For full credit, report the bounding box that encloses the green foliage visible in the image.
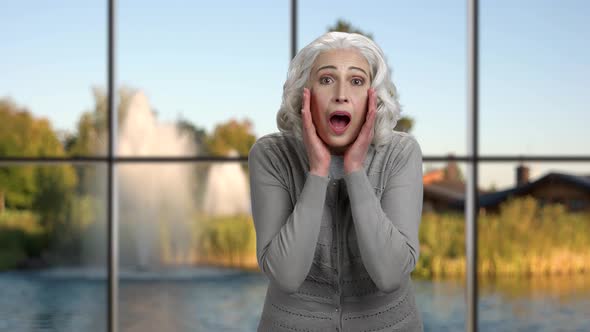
[204,118,256,174]
[394,117,414,133]
[0,99,64,157]
[327,18,374,40]
[0,98,97,267]
[2,195,588,277]
[66,86,138,156]
[48,194,100,262]
[66,86,210,158]
[0,210,47,270]
[32,166,77,232]
[0,210,43,235]
[415,211,466,278]
[0,194,103,270]
[0,166,36,209]
[205,119,256,157]
[0,99,78,244]
[177,118,209,155]
[193,214,255,268]
[415,196,590,279]
[0,99,77,212]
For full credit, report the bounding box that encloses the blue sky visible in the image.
[1,0,589,188]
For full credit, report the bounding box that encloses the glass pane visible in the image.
[0,164,108,332]
[480,2,590,155]
[299,1,467,157]
[0,2,108,157]
[117,162,265,331]
[478,162,590,331]
[420,161,467,330]
[117,1,288,157]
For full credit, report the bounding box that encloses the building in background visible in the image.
[423,160,590,213]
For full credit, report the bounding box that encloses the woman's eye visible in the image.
[319,76,364,85]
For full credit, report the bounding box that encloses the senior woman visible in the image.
[248,31,424,331]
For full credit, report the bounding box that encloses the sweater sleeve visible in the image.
[343,137,423,293]
[248,142,330,294]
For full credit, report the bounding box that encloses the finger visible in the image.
[301,88,311,133]
[368,89,377,126]
[370,89,377,112]
[301,89,317,137]
[303,87,311,114]
[359,90,376,134]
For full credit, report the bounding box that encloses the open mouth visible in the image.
[329,111,351,134]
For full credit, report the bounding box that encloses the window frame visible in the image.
[1,1,590,331]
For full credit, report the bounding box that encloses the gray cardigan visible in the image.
[248,131,424,332]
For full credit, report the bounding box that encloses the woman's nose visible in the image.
[334,83,349,103]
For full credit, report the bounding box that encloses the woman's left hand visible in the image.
[344,88,377,174]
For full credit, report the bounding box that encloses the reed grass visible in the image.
[2,196,589,278]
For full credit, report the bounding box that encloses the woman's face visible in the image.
[307,48,371,155]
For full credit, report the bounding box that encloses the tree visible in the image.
[326,19,415,134]
[327,19,374,40]
[67,86,209,158]
[0,98,78,248]
[66,86,140,157]
[177,118,209,155]
[205,119,256,158]
[394,117,414,133]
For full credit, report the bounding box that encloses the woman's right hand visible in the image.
[301,87,331,177]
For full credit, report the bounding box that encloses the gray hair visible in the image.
[276,31,402,148]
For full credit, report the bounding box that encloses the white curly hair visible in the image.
[276,31,402,148]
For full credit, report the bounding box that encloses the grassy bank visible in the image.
[189,214,259,271]
[194,196,590,279]
[0,210,46,270]
[416,196,590,279]
[2,196,589,278]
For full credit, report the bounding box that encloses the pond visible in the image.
[0,267,588,331]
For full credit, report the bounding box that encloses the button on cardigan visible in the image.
[248,131,424,332]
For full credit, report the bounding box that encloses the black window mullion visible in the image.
[467,1,479,331]
[107,0,117,331]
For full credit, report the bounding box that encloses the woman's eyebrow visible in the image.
[316,65,368,76]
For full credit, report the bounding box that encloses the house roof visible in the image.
[451,172,590,209]
[423,177,488,203]
[424,183,465,202]
[423,169,445,185]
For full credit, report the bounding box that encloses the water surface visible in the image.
[0,268,588,331]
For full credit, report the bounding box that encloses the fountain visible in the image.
[203,149,251,216]
[78,90,253,271]
[116,91,198,268]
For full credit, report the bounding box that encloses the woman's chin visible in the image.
[318,131,354,153]
[326,139,352,155]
